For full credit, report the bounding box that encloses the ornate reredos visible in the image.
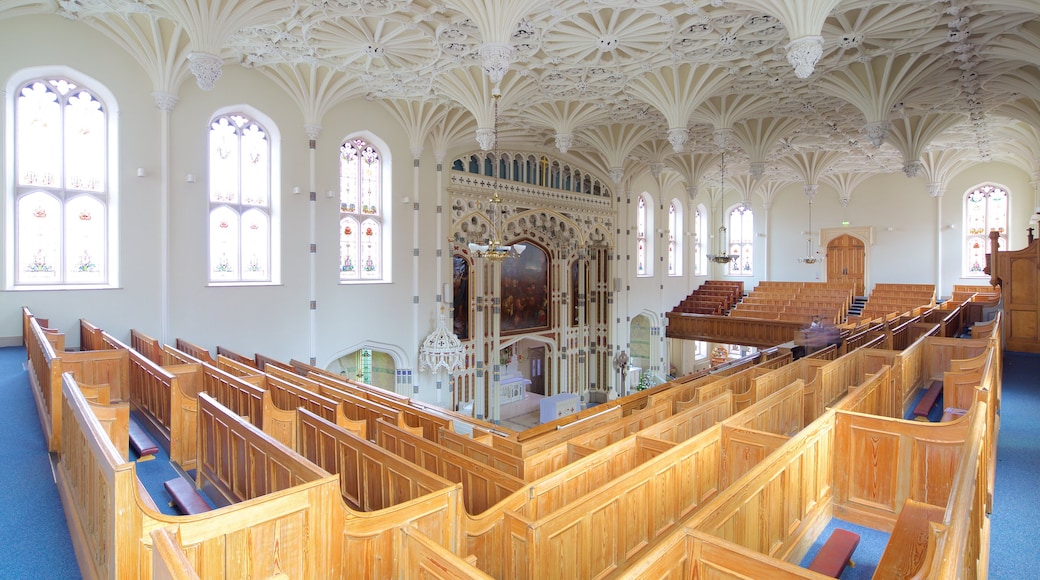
[450,188,615,257]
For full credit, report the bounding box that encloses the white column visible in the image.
[762,201,771,281]
[410,150,421,396]
[930,183,944,295]
[153,92,177,345]
[305,126,320,365]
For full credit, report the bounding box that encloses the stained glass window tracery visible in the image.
[668,199,683,276]
[340,136,386,281]
[694,205,707,276]
[727,205,753,276]
[12,76,112,286]
[964,184,1008,277]
[208,112,273,283]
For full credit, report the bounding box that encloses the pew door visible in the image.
[827,234,865,295]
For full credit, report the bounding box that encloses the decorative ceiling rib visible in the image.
[13,0,1040,190]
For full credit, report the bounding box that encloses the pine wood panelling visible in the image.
[129,348,176,438]
[61,349,130,402]
[296,408,455,511]
[438,427,525,479]
[375,418,524,515]
[665,312,804,348]
[197,393,329,505]
[130,329,163,365]
[174,338,215,364]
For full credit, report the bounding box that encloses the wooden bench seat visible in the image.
[875,499,946,579]
[807,528,860,577]
[164,477,213,515]
[128,420,159,456]
[913,380,943,420]
[940,407,968,422]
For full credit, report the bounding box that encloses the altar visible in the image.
[540,392,580,423]
[498,359,532,404]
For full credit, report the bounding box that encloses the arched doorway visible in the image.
[826,234,866,295]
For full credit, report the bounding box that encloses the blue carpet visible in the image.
[989,351,1040,578]
[129,412,199,516]
[0,347,80,579]
[798,518,888,580]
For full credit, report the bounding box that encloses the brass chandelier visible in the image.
[468,88,526,262]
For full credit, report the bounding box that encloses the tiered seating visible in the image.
[859,283,936,320]
[730,282,854,325]
[672,280,744,315]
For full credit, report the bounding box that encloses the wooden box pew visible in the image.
[54,367,348,580]
[925,302,965,337]
[196,392,331,507]
[130,328,163,366]
[25,317,133,452]
[21,306,47,348]
[26,316,67,452]
[859,329,933,417]
[438,427,525,480]
[500,426,728,579]
[515,406,625,458]
[521,400,673,481]
[750,357,828,404]
[215,345,257,368]
[716,381,809,488]
[295,408,458,512]
[264,365,395,441]
[299,368,455,443]
[256,373,342,449]
[174,338,215,365]
[79,318,107,351]
[831,365,897,418]
[214,353,264,381]
[293,357,503,444]
[374,418,524,515]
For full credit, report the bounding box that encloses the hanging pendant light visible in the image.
[708,152,738,265]
[468,88,527,262]
[798,186,820,264]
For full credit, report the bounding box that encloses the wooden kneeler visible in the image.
[808,528,860,578]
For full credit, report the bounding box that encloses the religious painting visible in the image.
[452,255,469,340]
[501,242,550,333]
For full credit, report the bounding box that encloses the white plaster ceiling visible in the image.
[15,0,1040,192]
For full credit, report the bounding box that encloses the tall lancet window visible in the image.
[636,193,653,277]
[208,111,277,284]
[340,136,387,282]
[667,199,683,276]
[11,75,115,287]
[727,205,754,276]
[694,204,707,276]
[963,184,1008,277]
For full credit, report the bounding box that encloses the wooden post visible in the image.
[988,230,1001,287]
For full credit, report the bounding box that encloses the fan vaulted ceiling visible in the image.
[13,0,1040,190]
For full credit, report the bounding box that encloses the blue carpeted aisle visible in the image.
[0,346,80,579]
[989,351,1040,578]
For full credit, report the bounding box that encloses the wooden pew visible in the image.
[874,499,946,579]
[375,418,524,515]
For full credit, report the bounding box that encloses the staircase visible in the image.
[847,296,868,318]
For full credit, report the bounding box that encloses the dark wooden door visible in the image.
[529,347,545,395]
[827,234,866,295]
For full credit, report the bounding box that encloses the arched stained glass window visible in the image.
[727,205,753,276]
[636,194,653,277]
[208,111,275,283]
[11,75,114,286]
[694,204,707,276]
[963,184,1008,277]
[340,135,388,282]
[668,199,683,276]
